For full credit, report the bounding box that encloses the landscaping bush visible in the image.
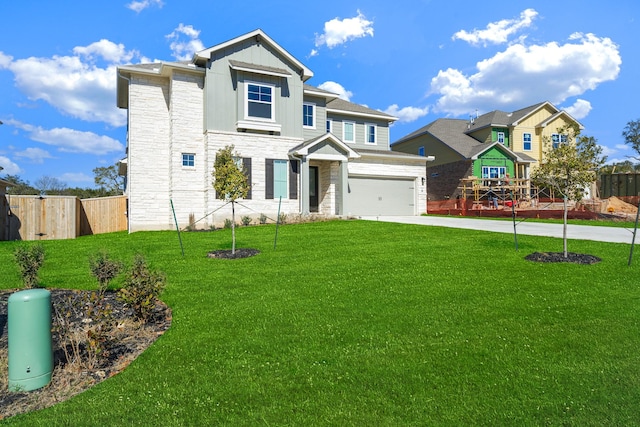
[117,255,166,322]
[241,215,252,226]
[89,251,123,295]
[13,244,45,288]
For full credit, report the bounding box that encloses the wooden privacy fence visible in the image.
[2,195,127,241]
[600,173,640,198]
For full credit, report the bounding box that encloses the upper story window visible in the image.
[551,133,567,149]
[303,103,315,128]
[366,124,377,144]
[418,146,425,156]
[246,82,273,121]
[523,133,532,151]
[182,153,195,167]
[343,121,355,143]
[326,119,332,133]
[497,132,505,144]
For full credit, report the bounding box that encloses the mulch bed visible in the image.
[0,289,171,420]
[525,252,602,264]
[207,248,260,259]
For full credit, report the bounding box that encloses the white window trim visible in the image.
[326,119,333,134]
[343,120,356,143]
[182,153,195,168]
[497,132,505,144]
[523,133,532,151]
[365,123,377,145]
[244,80,275,123]
[303,102,316,129]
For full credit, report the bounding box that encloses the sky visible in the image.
[1,0,638,188]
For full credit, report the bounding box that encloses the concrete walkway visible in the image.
[359,215,638,244]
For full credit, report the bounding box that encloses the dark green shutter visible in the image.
[265,159,274,199]
[289,160,299,199]
[243,157,252,200]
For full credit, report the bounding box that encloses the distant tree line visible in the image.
[1,165,124,198]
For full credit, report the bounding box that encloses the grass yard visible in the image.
[1,220,639,425]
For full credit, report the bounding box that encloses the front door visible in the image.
[309,166,319,213]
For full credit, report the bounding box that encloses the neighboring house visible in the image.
[117,29,428,232]
[391,101,583,201]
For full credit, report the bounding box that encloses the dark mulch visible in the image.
[207,248,260,259]
[525,252,602,264]
[0,289,171,420]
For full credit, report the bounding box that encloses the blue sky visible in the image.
[1,0,638,187]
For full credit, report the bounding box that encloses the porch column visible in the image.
[338,160,349,215]
[300,156,310,215]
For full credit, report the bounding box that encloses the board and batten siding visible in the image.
[204,40,305,138]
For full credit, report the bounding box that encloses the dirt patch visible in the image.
[525,252,602,264]
[207,248,260,259]
[0,289,171,420]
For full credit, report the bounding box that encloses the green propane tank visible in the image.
[8,289,53,392]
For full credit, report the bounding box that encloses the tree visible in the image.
[531,124,606,258]
[212,145,250,255]
[622,119,640,162]
[34,175,67,195]
[93,165,125,195]
[1,174,38,195]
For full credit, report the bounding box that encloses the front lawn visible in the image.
[1,220,639,425]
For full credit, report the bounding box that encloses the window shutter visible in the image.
[243,157,252,200]
[289,160,299,199]
[265,159,274,199]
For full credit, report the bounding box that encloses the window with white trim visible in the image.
[497,132,505,144]
[303,103,315,128]
[182,153,195,167]
[246,82,274,120]
[482,166,506,182]
[343,121,355,143]
[365,123,376,144]
[552,133,567,149]
[326,119,332,133]
[523,133,532,151]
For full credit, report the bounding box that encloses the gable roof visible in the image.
[326,97,397,122]
[393,118,536,162]
[193,29,313,81]
[289,133,360,159]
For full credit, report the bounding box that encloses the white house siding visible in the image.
[127,75,172,232]
[168,71,206,230]
[204,131,304,226]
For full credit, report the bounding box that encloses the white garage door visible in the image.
[347,176,415,216]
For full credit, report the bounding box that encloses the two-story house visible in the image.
[391,101,583,202]
[116,29,428,232]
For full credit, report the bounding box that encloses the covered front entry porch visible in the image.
[289,133,360,216]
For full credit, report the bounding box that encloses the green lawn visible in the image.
[2,220,639,426]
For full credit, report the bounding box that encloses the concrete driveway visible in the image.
[359,215,638,245]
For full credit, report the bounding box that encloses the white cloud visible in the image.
[453,8,538,46]
[6,119,124,155]
[126,0,163,13]
[314,10,374,51]
[430,33,621,116]
[15,147,53,164]
[73,39,139,63]
[563,99,592,120]
[0,39,145,127]
[166,24,205,61]
[0,156,21,174]
[384,104,429,123]
[318,81,353,101]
